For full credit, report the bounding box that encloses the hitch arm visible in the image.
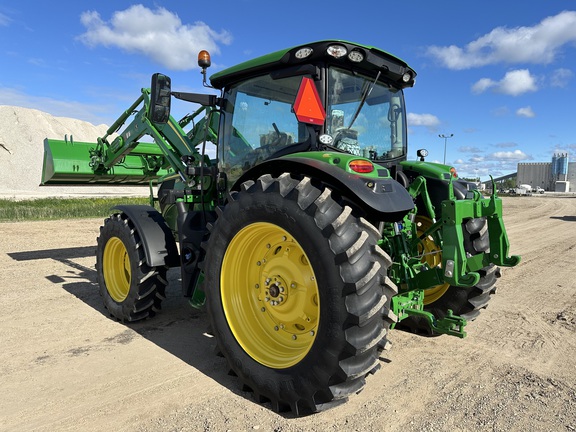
[440,181,521,287]
[405,308,467,338]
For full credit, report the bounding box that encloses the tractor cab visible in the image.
[205,40,415,186]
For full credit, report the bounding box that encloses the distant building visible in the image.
[517,162,551,190]
[517,153,574,192]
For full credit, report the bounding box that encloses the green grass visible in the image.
[0,197,152,222]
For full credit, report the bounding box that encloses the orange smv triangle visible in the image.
[293,77,326,126]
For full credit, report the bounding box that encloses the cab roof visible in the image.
[209,40,416,90]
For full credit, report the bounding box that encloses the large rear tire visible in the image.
[399,216,500,335]
[203,173,397,415]
[96,213,168,322]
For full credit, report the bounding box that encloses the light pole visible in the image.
[439,133,454,164]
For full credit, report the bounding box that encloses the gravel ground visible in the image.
[1,195,576,431]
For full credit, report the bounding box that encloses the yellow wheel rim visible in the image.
[221,222,319,369]
[416,216,450,305]
[103,237,131,302]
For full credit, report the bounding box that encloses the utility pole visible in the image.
[439,133,454,164]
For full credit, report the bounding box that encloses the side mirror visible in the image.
[150,73,171,124]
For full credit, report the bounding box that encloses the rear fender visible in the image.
[232,157,415,221]
[112,205,179,268]
[400,161,473,218]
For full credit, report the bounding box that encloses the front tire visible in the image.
[96,213,168,322]
[203,173,397,415]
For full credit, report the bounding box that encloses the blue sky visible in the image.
[1,1,575,180]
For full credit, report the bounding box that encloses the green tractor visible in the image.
[42,40,520,415]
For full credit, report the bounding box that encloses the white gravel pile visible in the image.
[0,105,149,199]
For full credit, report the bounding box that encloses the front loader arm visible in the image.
[42,88,212,186]
[91,88,196,180]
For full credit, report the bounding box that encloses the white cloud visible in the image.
[516,106,535,118]
[550,68,574,87]
[427,10,576,69]
[470,155,485,163]
[499,70,538,95]
[407,112,440,128]
[78,5,232,70]
[490,149,529,160]
[27,58,50,68]
[472,69,537,96]
[492,106,510,117]
[459,146,483,153]
[0,12,10,26]
[471,78,494,94]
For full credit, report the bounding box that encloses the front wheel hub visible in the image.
[102,236,131,303]
[268,282,281,298]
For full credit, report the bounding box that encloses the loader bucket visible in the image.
[41,138,169,185]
